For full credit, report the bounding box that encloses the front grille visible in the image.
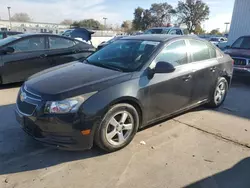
[17,96,37,115]
[16,85,41,115]
[233,58,247,66]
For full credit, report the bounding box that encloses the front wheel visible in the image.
[94,103,139,152]
[207,77,228,108]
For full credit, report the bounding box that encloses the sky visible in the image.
[0,0,235,32]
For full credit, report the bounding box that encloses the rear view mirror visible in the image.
[4,47,15,54]
[154,61,175,73]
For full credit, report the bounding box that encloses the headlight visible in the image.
[44,92,97,114]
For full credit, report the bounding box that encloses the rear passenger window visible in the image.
[155,40,188,67]
[49,37,75,49]
[189,39,210,62]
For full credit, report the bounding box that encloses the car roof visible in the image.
[120,34,198,42]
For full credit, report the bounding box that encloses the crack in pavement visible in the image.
[172,118,250,149]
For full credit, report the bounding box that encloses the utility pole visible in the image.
[7,6,12,30]
[224,22,230,33]
[103,17,107,30]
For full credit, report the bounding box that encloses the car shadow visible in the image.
[0,82,23,90]
[184,157,250,188]
[0,103,106,175]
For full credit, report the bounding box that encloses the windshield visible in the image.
[232,36,250,49]
[86,39,160,72]
[0,36,21,46]
[145,29,169,34]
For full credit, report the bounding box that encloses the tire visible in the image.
[207,77,228,108]
[94,103,139,152]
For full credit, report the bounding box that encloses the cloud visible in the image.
[0,0,121,24]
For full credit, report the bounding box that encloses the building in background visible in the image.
[228,0,250,44]
[0,19,68,34]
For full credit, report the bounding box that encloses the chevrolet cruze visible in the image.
[15,35,233,152]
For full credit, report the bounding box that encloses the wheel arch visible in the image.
[108,96,144,127]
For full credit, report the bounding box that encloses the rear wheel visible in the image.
[94,103,139,152]
[207,77,228,108]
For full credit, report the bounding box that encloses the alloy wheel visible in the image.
[105,111,134,146]
[214,81,226,105]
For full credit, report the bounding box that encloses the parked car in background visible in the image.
[97,36,125,50]
[209,37,228,47]
[0,31,23,39]
[224,35,250,77]
[144,27,184,35]
[61,28,94,44]
[0,33,95,84]
[15,35,233,152]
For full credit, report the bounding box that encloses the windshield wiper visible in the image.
[87,61,124,72]
[98,63,124,72]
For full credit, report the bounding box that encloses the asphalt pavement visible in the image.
[1,80,250,188]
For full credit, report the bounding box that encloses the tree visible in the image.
[150,3,175,27]
[210,29,222,35]
[121,20,132,32]
[132,7,144,30]
[71,19,103,29]
[194,25,206,34]
[60,19,73,25]
[176,0,210,33]
[11,13,31,22]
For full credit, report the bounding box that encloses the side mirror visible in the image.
[4,47,15,54]
[154,61,175,73]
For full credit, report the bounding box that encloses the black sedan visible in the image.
[0,33,95,84]
[15,35,233,152]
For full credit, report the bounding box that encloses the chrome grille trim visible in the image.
[232,56,249,66]
[21,87,41,102]
[24,85,42,99]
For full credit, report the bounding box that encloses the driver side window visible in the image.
[8,37,45,53]
[152,40,188,68]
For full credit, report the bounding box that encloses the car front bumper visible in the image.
[15,109,94,150]
[233,67,250,77]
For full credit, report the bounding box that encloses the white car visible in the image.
[209,37,228,47]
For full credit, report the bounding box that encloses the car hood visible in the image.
[25,62,132,100]
[224,48,250,58]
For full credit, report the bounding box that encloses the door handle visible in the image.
[210,66,216,72]
[40,54,48,58]
[182,75,192,82]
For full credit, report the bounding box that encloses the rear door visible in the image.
[187,39,219,103]
[1,36,49,83]
[45,36,86,66]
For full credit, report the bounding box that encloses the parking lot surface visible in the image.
[1,80,250,188]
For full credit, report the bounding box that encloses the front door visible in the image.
[144,40,195,123]
[1,36,49,83]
